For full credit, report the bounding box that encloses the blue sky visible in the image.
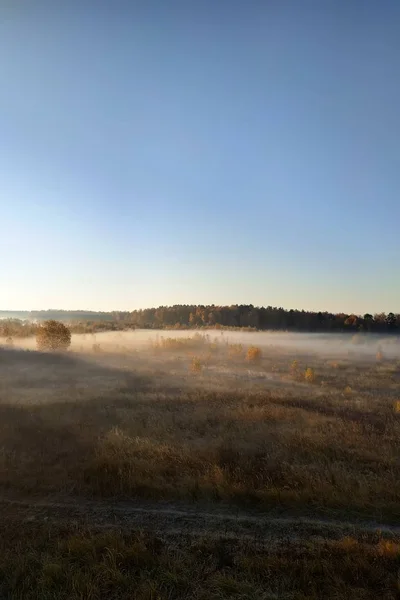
[1,1,399,313]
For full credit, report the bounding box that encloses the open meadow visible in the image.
[1,330,400,599]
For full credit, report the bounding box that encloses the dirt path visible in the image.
[1,495,399,542]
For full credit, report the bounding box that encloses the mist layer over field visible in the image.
[6,328,400,358]
[77,329,400,360]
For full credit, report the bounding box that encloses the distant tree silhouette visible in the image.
[344,315,358,328]
[1,305,400,337]
[386,312,397,330]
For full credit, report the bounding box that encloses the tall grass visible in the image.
[0,518,398,600]
[0,346,399,520]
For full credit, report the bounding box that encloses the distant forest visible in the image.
[0,305,399,337]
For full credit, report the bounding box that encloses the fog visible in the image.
[5,329,400,360]
[74,329,400,360]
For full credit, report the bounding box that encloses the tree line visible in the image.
[125,305,400,333]
[1,305,399,338]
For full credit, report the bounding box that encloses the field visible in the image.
[1,330,400,598]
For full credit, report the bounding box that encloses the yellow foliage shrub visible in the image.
[246,346,262,362]
[377,539,400,557]
[304,367,315,383]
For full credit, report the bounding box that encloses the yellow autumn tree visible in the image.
[36,320,71,351]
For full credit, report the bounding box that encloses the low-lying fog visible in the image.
[5,329,400,360]
[2,329,400,407]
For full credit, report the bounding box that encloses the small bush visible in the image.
[5,337,13,347]
[290,360,299,374]
[228,343,243,359]
[377,539,400,557]
[155,336,208,352]
[246,346,262,362]
[36,320,71,351]
[304,367,315,383]
[190,357,203,373]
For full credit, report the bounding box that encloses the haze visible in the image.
[8,329,400,362]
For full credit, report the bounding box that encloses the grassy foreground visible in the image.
[1,334,400,598]
[1,517,399,600]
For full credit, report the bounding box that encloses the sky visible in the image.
[1,0,399,314]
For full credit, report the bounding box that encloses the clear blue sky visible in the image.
[1,1,399,313]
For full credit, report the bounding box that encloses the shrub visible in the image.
[36,320,71,351]
[156,336,208,352]
[246,346,262,362]
[290,360,299,373]
[304,367,315,383]
[5,337,13,347]
[228,343,243,359]
[190,357,203,373]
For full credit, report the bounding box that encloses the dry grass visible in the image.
[0,343,399,520]
[227,343,244,359]
[190,356,203,373]
[0,516,399,600]
[1,337,400,597]
[153,334,210,353]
